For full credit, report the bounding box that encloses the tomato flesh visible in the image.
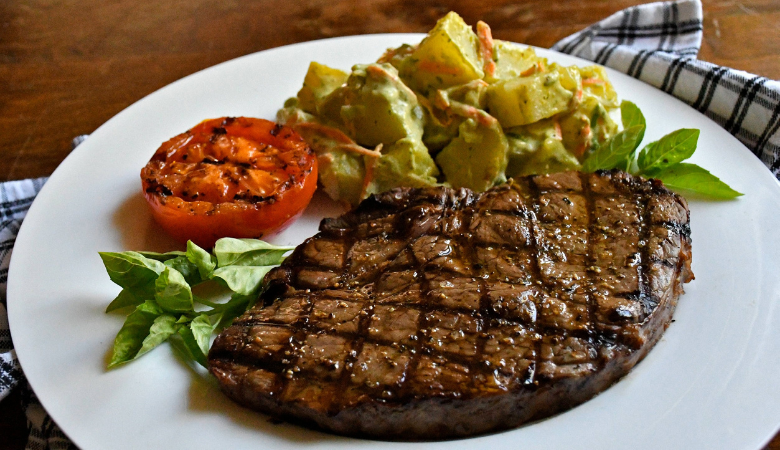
[140,117,318,248]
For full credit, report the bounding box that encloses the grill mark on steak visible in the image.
[517,177,547,381]
[209,170,694,440]
[580,171,600,345]
[638,190,656,320]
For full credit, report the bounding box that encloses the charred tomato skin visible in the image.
[140,117,318,248]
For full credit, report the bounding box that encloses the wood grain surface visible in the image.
[0,1,778,449]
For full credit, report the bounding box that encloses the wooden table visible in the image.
[0,1,777,448]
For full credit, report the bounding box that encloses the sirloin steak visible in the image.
[208,170,694,440]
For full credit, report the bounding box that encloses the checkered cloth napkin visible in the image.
[0,1,778,448]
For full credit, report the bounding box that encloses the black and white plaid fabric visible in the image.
[553,0,780,179]
[1,1,778,448]
[0,177,77,450]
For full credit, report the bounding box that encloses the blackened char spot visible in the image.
[145,182,172,196]
[270,123,284,136]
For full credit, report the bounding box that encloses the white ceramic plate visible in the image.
[8,34,780,450]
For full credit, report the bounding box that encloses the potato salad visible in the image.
[277,12,619,205]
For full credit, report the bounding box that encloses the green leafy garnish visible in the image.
[582,100,741,199]
[212,265,277,296]
[636,128,699,174]
[213,238,293,267]
[177,314,218,367]
[582,124,644,173]
[619,99,646,145]
[99,252,165,293]
[647,163,743,199]
[101,238,293,369]
[108,300,165,368]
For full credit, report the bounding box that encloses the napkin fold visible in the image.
[0,0,778,448]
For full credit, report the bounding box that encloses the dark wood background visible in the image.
[1,1,778,448]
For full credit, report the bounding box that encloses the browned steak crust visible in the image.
[208,170,694,440]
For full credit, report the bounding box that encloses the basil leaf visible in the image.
[99,251,165,291]
[164,255,202,286]
[135,314,180,360]
[651,163,743,199]
[213,238,293,267]
[175,315,192,324]
[582,124,645,172]
[102,238,292,369]
[177,327,204,367]
[212,265,275,296]
[189,314,217,356]
[108,300,163,368]
[154,267,194,313]
[137,250,186,262]
[186,241,216,280]
[620,100,646,145]
[637,128,699,174]
[105,288,146,313]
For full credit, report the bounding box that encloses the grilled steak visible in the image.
[208,170,694,440]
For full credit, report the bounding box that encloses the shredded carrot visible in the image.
[576,89,583,101]
[554,121,563,140]
[341,144,383,158]
[431,79,491,125]
[574,142,588,158]
[449,79,488,96]
[417,93,452,127]
[294,122,382,158]
[433,90,450,110]
[572,124,592,158]
[450,102,498,127]
[582,77,606,86]
[520,61,544,77]
[581,123,591,139]
[359,144,382,199]
[376,49,395,64]
[376,44,416,63]
[365,64,418,100]
[294,122,353,144]
[476,21,496,78]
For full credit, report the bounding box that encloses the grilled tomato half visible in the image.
[140,117,318,248]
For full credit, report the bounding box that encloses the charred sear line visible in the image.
[661,221,692,238]
[580,172,599,345]
[211,354,289,374]
[637,192,656,318]
[522,177,548,385]
[327,228,374,412]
